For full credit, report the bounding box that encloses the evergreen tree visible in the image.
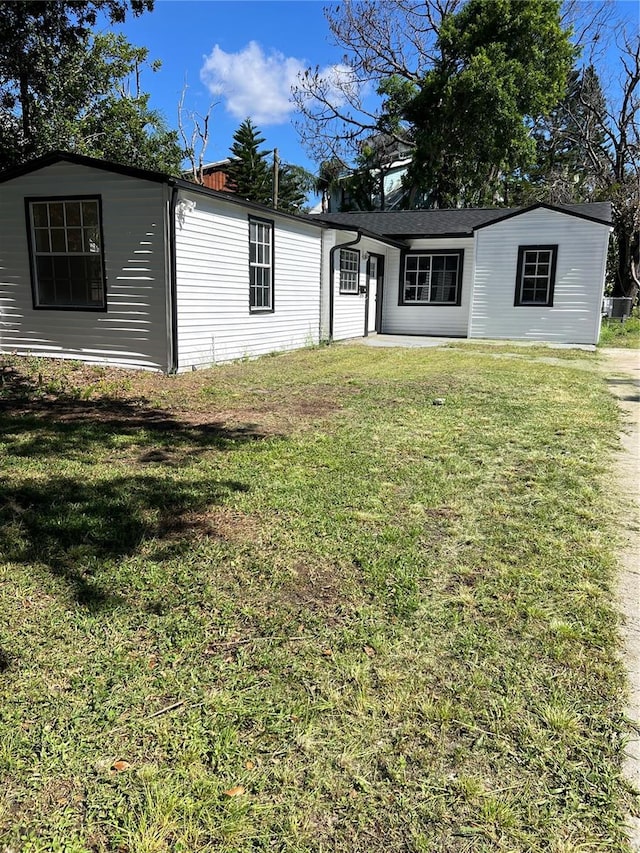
[227,119,272,205]
[227,120,312,213]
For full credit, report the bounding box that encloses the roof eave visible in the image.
[386,231,473,240]
[0,150,172,185]
[174,180,330,229]
[0,151,330,231]
[334,225,407,249]
[472,201,612,231]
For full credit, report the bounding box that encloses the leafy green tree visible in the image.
[404,0,575,206]
[294,0,574,209]
[315,158,344,213]
[507,65,608,205]
[0,1,154,167]
[226,119,272,205]
[69,34,183,173]
[276,164,314,214]
[3,30,184,174]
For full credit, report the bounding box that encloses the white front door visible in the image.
[367,256,378,333]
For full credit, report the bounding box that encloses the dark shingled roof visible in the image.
[309,202,612,238]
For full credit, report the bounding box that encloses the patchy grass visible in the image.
[0,345,635,852]
[599,315,640,349]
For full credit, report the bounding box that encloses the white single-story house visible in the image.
[0,152,612,371]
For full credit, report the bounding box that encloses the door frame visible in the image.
[364,253,385,337]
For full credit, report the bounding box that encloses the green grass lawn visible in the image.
[599,314,640,349]
[0,344,635,852]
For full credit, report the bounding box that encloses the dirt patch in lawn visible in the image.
[276,558,357,620]
[163,505,263,544]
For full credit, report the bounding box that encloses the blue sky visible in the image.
[109,0,346,173]
[108,0,639,177]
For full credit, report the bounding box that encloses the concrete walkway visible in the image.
[599,349,640,849]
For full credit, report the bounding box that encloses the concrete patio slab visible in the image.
[355,333,596,351]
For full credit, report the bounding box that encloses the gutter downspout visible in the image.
[168,184,179,373]
[328,231,362,340]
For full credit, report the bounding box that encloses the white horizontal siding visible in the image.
[0,161,170,370]
[330,234,369,341]
[381,237,473,337]
[329,233,396,341]
[471,208,610,345]
[174,190,322,368]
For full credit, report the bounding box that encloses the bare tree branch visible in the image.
[574,30,640,296]
[292,0,457,165]
[178,81,215,184]
[561,0,617,63]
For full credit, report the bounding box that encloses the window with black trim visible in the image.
[249,217,273,312]
[339,248,359,294]
[27,197,105,309]
[401,250,463,305]
[515,245,558,306]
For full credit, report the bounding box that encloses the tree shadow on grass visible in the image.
[0,404,272,467]
[1,408,270,464]
[604,376,640,404]
[1,472,249,611]
[0,367,274,611]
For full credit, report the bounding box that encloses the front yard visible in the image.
[0,343,635,851]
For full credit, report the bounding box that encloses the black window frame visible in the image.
[248,215,275,314]
[339,247,360,295]
[514,244,558,307]
[399,249,464,307]
[25,195,107,312]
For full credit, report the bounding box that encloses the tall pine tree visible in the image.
[227,119,272,205]
[227,119,312,213]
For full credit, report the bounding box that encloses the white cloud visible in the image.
[200,41,305,125]
[316,63,362,106]
[200,41,357,126]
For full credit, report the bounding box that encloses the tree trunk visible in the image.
[612,225,638,300]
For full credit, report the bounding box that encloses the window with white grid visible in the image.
[249,218,273,312]
[402,251,463,304]
[27,198,105,309]
[339,248,359,294]
[515,245,557,306]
